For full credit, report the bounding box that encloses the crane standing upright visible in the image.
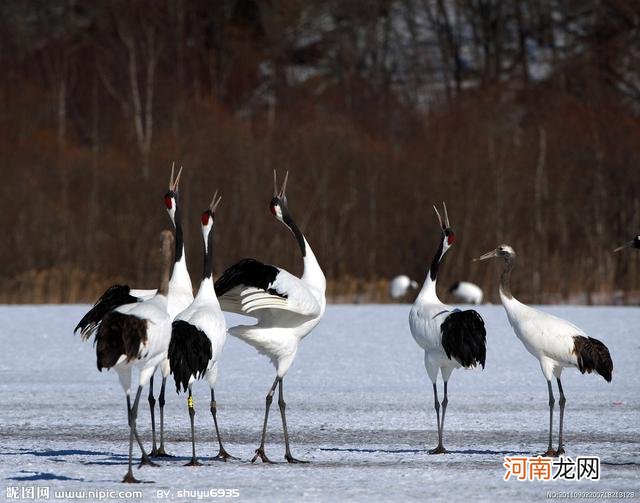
[215,172,326,464]
[168,192,235,465]
[476,244,613,455]
[409,203,487,454]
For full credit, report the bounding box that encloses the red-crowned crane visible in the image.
[75,164,193,458]
[148,165,194,457]
[215,172,326,464]
[476,244,613,456]
[168,192,236,466]
[409,203,487,454]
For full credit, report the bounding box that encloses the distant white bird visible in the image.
[389,275,419,300]
[215,172,326,464]
[168,192,234,466]
[448,281,483,304]
[476,244,613,456]
[409,203,486,454]
[614,235,640,252]
[95,231,173,483]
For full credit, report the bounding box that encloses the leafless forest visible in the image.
[1,0,639,304]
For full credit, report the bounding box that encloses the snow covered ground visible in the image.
[0,305,638,502]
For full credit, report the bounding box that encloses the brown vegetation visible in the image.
[1,1,639,304]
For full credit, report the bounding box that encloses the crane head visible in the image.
[433,202,456,252]
[164,162,183,222]
[201,190,221,243]
[614,235,640,252]
[201,190,221,226]
[474,244,516,262]
[270,170,290,222]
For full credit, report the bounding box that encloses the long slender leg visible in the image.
[185,388,202,466]
[251,377,280,464]
[210,389,238,461]
[279,378,307,463]
[543,380,556,456]
[154,377,171,457]
[122,395,140,483]
[429,382,446,454]
[130,386,157,469]
[556,378,566,455]
[439,381,449,453]
[119,370,148,461]
[127,395,157,467]
[148,376,158,456]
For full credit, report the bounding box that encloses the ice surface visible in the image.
[0,304,638,502]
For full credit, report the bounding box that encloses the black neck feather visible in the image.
[174,199,184,263]
[284,214,306,257]
[203,227,214,279]
[429,236,444,281]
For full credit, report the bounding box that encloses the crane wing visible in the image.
[518,306,587,364]
[215,258,321,319]
[74,284,139,341]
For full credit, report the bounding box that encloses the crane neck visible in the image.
[196,274,218,304]
[167,196,192,299]
[173,203,185,263]
[202,226,214,280]
[281,211,325,296]
[301,236,326,295]
[283,214,306,257]
[429,237,445,282]
[416,236,445,304]
[158,231,173,296]
[499,256,515,300]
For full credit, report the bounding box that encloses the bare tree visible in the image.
[98,5,163,179]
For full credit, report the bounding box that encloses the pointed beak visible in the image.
[474,249,498,262]
[613,242,633,252]
[279,171,289,198]
[273,170,289,199]
[169,162,183,191]
[432,204,445,230]
[210,190,222,213]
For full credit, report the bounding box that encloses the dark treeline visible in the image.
[1,0,639,304]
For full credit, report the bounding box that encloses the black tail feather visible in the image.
[573,336,613,382]
[75,285,137,337]
[95,311,147,370]
[441,310,487,368]
[168,320,213,393]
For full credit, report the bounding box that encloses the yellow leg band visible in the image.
[188,395,194,408]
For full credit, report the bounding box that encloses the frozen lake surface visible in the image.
[0,304,638,501]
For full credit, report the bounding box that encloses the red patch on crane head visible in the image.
[447,232,456,245]
[269,197,282,217]
[201,211,210,226]
[164,196,173,210]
